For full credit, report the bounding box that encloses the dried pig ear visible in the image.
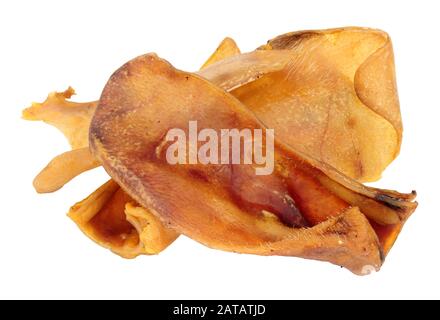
[22,87,97,149]
[25,51,291,193]
[68,180,179,257]
[247,27,401,181]
[90,54,416,274]
[201,37,241,69]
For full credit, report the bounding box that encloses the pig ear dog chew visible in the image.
[24,28,417,275]
[247,27,402,182]
[90,53,416,275]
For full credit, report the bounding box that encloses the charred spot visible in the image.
[375,193,403,210]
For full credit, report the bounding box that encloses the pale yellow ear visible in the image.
[260,28,402,139]
[200,37,240,69]
[233,27,402,182]
[22,87,97,149]
[68,180,179,258]
[33,147,100,193]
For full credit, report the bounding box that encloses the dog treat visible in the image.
[23,28,417,274]
[89,53,416,274]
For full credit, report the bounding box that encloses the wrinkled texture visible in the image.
[90,54,416,274]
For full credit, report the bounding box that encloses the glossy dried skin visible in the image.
[68,180,178,257]
[90,54,416,274]
[260,28,402,139]
[235,27,401,182]
[33,147,100,193]
[201,37,241,68]
[22,87,97,149]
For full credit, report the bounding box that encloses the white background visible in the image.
[0,0,439,299]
